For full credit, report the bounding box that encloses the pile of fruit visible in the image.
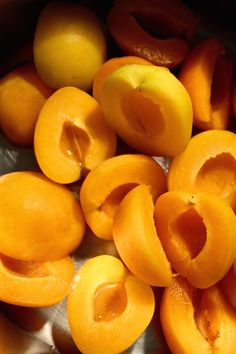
[0,0,236,353]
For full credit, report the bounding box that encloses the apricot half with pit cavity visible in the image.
[80,153,167,240]
[34,86,116,184]
[100,64,193,156]
[67,255,155,354]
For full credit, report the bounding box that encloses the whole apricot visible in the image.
[33,2,107,91]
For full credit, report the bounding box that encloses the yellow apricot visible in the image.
[154,190,236,288]
[33,2,107,91]
[34,86,116,184]
[0,255,74,307]
[0,171,85,261]
[80,154,167,240]
[0,62,53,146]
[67,255,155,354]
[160,276,236,354]
[100,64,193,156]
[113,184,172,286]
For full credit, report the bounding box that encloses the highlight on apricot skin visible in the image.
[0,171,85,261]
[0,62,53,146]
[113,184,172,287]
[160,276,236,354]
[67,255,155,354]
[167,129,236,211]
[100,64,193,156]
[0,255,74,307]
[92,55,152,102]
[154,190,236,288]
[179,37,234,130]
[34,86,116,184]
[80,153,167,240]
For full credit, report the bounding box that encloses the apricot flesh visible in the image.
[34,86,116,184]
[160,276,236,354]
[0,171,85,261]
[100,64,193,156]
[0,255,74,307]
[155,190,236,288]
[113,184,172,286]
[80,153,167,240]
[67,255,155,354]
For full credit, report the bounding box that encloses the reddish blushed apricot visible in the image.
[179,37,234,130]
[113,184,172,286]
[80,154,167,240]
[0,255,74,307]
[167,129,236,211]
[0,171,85,261]
[34,86,116,184]
[154,190,236,288]
[92,55,152,102]
[0,62,53,146]
[160,276,236,354]
[67,255,155,354]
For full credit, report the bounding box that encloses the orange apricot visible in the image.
[0,254,74,307]
[154,190,236,288]
[0,62,53,146]
[67,255,155,354]
[167,129,236,211]
[92,55,152,102]
[179,37,234,130]
[220,266,236,311]
[100,63,193,156]
[34,86,116,184]
[113,184,172,286]
[80,154,167,240]
[0,171,85,261]
[160,276,236,354]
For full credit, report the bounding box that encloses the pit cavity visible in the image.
[193,289,221,346]
[195,153,236,206]
[93,281,127,322]
[171,207,206,260]
[1,255,49,278]
[122,89,165,136]
[60,120,90,166]
[100,183,138,218]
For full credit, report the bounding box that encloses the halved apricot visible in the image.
[160,276,236,354]
[0,254,74,307]
[34,86,116,184]
[167,129,236,211]
[113,184,172,286]
[0,171,85,261]
[179,37,234,130]
[67,255,155,354]
[80,153,167,240]
[100,64,193,156]
[154,190,236,288]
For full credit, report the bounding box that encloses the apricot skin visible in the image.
[67,255,155,354]
[0,171,85,261]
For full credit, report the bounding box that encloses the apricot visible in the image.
[167,129,236,211]
[80,154,167,240]
[0,171,85,261]
[67,255,155,354]
[100,64,193,156]
[0,62,53,146]
[107,0,196,68]
[92,55,152,102]
[0,254,74,307]
[33,2,107,91]
[220,261,236,311]
[160,276,236,354]
[34,86,116,184]
[179,37,234,130]
[154,190,236,288]
[113,184,172,286]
